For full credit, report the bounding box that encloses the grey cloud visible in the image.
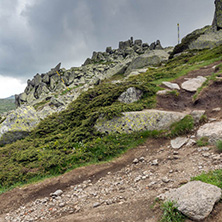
[0,0,214,81]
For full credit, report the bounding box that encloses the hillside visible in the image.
[1,3,222,220]
[0,99,16,114]
[0,42,222,221]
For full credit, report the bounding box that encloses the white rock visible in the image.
[156,89,171,96]
[162,81,180,90]
[212,107,221,112]
[197,121,222,144]
[52,189,63,197]
[181,76,207,92]
[162,181,221,221]
[186,139,196,146]
[171,137,189,149]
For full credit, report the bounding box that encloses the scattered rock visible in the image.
[51,190,63,197]
[93,202,101,208]
[156,89,171,96]
[212,107,221,112]
[186,139,196,147]
[151,159,159,166]
[170,137,189,149]
[197,121,222,144]
[133,158,139,164]
[190,110,206,124]
[181,76,207,92]
[162,181,222,221]
[162,81,180,90]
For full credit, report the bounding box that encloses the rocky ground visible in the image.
[1,135,222,222]
[1,62,222,222]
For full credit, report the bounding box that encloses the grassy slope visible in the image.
[0,45,222,192]
[0,99,16,114]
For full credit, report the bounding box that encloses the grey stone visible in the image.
[52,189,63,197]
[190,110,206,124]
[162,81,180,90]
[171,137,189,149]
[118,87,143,104]
[181,76,207,92]
[95,109,187,134]
[186,139,196,146]
[134,39,142,46]
[93,202,101,208]
[0,106,40,145]
[156,89,171,96]
[162,181,222,221]
[197,121,222,144]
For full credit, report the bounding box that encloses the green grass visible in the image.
[216,140,222,153]
[160,201,185,222]
[0,99,16,114]
[1,44,222,192]
[196,137,209,147]
[168,115,194,138]
[191,170,222,189]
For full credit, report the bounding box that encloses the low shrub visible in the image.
[196,137,209,147]
[216,140,222,153]
[160,201,185,222]
[169,115,194,137]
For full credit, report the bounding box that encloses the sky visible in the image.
[0,0,215,98]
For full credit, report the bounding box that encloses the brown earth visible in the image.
[1,62,222,222]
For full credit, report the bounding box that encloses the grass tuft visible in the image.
[160,201,185,222]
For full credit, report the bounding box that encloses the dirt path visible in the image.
[1,62,222,222]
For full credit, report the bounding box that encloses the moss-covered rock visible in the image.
[95,109,187,134]
[0,106,40,145]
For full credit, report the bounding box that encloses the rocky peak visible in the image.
[83,37,163,65]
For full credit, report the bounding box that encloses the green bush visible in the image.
[216,140,222,153]
[160,201,185,222]
[196,137,209,147]
[169,115,194,137]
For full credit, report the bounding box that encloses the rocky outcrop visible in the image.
[197,121,222,144]
[0,106,40,145]
[161,181,221,221]
[170,0,222,59]
[212,0,222,30]
[83,37,163,66]
[15,37,167,112]
[95,110,187,134]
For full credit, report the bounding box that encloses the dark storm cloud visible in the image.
[0,0,214,80]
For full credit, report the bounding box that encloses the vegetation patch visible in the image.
[191,170,222,189]
[1,45,222,191]
[196,137,209,147]
[160,201,185,222]
[0,99,16,114]
[168,115,194,138]
[216,140,222,153]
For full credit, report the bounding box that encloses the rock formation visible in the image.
[15,37,167,110]
[212,0,222,30]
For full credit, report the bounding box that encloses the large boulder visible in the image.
[161,181,221,221]
[181,76,207,92]
[118,87,143,104]
[95,109,187,134]
[0,106,40,145]
[125,50,169,75]
[197,121,222,144]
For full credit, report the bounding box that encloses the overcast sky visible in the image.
[0,0,214,98]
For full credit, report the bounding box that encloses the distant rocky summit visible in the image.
[15,37,170,112]
[213,0,222,30]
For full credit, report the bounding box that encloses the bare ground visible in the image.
[1,62,222,222]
